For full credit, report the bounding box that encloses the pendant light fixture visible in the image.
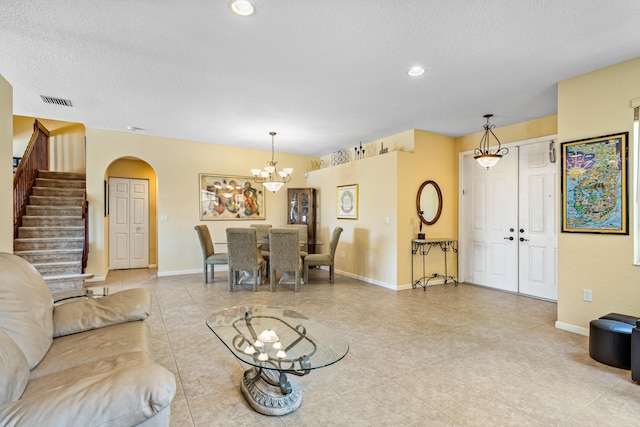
[473,114,508,169]
[251,132,293,193]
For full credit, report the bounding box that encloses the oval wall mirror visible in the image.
[416,180,442,225]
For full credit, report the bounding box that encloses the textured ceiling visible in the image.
[1,1,639,156]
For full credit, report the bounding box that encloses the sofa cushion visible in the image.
[0,351,176,427]
[30,321,154,380]
[0,253,53,369]
[53,288,151,337]
[0,328,29,405]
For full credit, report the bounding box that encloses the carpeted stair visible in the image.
[14,171,93,296]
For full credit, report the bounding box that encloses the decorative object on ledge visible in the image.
[354,142,365,160]
[337,184,358,219]
[200,174,265,220]
[379,142,388,155]
[473,114,509,169]
[251,132,293,193]
[561,132,628,234]
[330,149,352,166]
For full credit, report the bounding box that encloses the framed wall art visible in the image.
[200,174,265,220]
[337,184,358,219]
[561,132,628,234]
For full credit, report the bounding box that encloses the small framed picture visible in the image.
[337,184,358,219]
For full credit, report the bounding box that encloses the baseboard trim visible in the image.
[157,265,229,277]
[333,268,398,290]
[555,321,589,336]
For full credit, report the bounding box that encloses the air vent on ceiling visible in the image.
[40,95,73,107]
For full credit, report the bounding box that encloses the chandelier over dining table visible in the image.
[251,132,293,193]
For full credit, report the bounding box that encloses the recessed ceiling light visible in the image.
[229,0,254,16]
[126,126,143,132]
[407,66,425,77]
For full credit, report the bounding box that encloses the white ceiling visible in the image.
[1,1,639,156]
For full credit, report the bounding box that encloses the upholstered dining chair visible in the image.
[303,226,343,284]
[268,228,303,292]
[194,225,228,283]
[250,223,272,269]
[287,224,309,257]
[226,227,265,292]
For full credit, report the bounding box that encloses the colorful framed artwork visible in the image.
[199,174,265,220]
[337,184,358,219]
[561,132,628,234]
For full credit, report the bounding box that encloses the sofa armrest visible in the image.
[0,356,175,427]
[53,288,151,337]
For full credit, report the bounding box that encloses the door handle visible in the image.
[519,237,529,242]
[504,236,514,241]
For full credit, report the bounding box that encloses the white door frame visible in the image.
[458,135,559,293]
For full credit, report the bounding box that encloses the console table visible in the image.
[411,238,458,291]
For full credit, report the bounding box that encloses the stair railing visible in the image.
[13,120,50,238]
[82,192,89,271]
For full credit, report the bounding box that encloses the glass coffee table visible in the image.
[206,305,349,415]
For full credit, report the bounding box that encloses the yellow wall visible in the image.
[399,130,458,288]
[0,75,13,252]
[14,116,86,173]
[50,123,86,173]
[307,129,457,289]
[85,129,315,279]
[456,115,558,152]
[557,57,640,331]
[106,158,158,266]
[307,148,400,287]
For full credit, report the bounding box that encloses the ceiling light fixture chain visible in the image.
[473,114,508,169]
[251,132,293,193]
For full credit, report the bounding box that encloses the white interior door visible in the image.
[460,139,558,300]
[518,143,558,300]
[109,177,149,270]
[462,149,519,292]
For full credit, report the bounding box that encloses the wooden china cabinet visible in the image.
[287,188,316,254]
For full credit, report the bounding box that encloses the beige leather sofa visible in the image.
[0,253,176,426]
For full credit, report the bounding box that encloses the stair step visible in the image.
[35,177,86,189]
[26,206,82,216]
[44,273,94,293]
[32,186,85,198]
[29,195,83,207]
[33,261,82,276]
[18,226,84,238]
[37,170,86,181]
[22,216,85,227]
[14,237,84,251]
[15,249,83,264]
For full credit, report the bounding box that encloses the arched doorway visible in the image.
[105,157,158,269]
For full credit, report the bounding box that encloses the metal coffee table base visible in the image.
[240,368,302,416]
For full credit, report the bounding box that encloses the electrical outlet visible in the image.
[340,251,345,258]
[583,289,593,302]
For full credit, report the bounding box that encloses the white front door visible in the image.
[109,177,149,270]
[460,139,558,300]
[462,149,519,292]
[518,143,558,300]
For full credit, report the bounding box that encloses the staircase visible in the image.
[14,170,93,296]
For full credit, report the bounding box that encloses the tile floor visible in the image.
[99,268,640,426]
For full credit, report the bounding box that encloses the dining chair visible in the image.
[303,226,343,284]
[268,228,302,292]
[250,223,272,269]
[287,224,309,257]
[193,225,228,283]
[226,227,265,292]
